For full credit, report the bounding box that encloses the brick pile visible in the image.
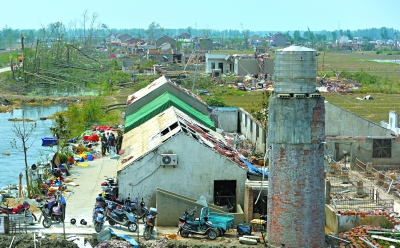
[338,225,398,248]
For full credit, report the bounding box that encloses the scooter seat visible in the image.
[186,220,200,226]
[113,209,124,217]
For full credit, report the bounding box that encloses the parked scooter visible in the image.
[0,201,37,223]
[143,207,157,240]
[93,206,105,233]
[131,198,150,224]
[105,200,138,232]
[101,176,118,201]
[38,200,63,228]
[178,206,217,240]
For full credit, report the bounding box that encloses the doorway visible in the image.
[214,180,236,212]
[218,62,224,73]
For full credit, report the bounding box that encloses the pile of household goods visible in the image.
[74,151,96,162]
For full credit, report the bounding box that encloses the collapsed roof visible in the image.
[118,107,246,172]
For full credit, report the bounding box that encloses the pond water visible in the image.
[0,105,66,189]
[371,59,400,65]
[28,84,99,96]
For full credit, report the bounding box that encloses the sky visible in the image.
[1,0,399,32]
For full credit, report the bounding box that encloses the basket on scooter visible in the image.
[237,223,252,236]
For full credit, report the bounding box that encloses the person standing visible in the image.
[116,132,123,155]
[105,132,110,153]
[101,133,108,156]
[109,133,116,154]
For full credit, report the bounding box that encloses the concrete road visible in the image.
[25,155,144,236]
[0,67,11,73]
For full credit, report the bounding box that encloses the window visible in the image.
[372,139,392,158]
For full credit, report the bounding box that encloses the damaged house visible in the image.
[325,102,400,168]
[118,75,269,225]
[117,106,249,226]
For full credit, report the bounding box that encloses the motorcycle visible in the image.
[0,201,37,223]
[143,207,157,240]
[101,176,118,201]
[178,206,217,240]
[38,200,63,228]
[93,206,105,233]
[105,201,138,232]
[131,198,150,224]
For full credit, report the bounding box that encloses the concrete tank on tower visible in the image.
[267,45,325,247]
[274,45,317,94]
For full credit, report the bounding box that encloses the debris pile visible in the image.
[336,225,400,248]
[317,76,362,93]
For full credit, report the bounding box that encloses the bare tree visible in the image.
[80,9,89,44]
[10,113,37,199]
[146,22,164,45]
[86,12,100,46]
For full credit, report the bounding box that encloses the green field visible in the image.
[317,51,400,87]
[201,50,400,125]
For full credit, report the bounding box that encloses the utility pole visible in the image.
[192,53,199,93]
[21,33,26,82]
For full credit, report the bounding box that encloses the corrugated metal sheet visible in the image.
[118,107,224,172]
[274,45,317,94]
[124,91,215,133]
[126,76,169,105]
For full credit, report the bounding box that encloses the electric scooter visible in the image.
[105,202,138,232]
[178,206,217,240]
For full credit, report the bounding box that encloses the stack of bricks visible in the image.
[339,226,383,248]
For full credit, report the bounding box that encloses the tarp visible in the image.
[125,91,215,133]
[239,154,268,177]
[109,228,138,247]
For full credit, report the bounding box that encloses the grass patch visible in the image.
[322,93,400,124]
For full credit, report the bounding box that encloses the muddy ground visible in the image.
[0,232,266,248]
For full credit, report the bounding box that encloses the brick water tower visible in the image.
[267,46,325,247]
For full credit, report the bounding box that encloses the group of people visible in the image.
[101,131,123,156]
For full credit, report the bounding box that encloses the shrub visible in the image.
[206,96,227,107]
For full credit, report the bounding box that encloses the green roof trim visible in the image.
[124,91,215,133]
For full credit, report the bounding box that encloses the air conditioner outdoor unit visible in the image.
[212,69,221,77]
[161,154,178,167]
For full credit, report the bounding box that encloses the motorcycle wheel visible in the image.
[108,219,116,226]
[94,222,102,233]
[207,229,217,240]
[128,222,138,232]
[143,226,152,240]
[180,229,190,238]
[42,217,52,228]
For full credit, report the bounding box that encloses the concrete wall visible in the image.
[325,204,394,233]
[155,188,244,226]
[125,83,209,116]
[117,133,248,213]
[209,107,238,132]
[325,136,400,169]
[238,108,266,154]
[234,59,258,76]
[267,96,325,247]
[325,102,392,137]
[325,102,400,167]
[234,59,273,76]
